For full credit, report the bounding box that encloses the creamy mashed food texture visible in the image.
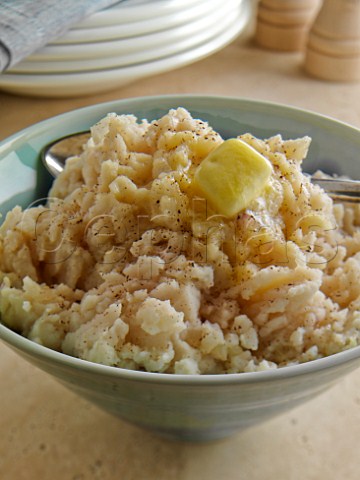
[0,108,360,374]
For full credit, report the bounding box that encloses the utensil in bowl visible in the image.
[41,131,360,203]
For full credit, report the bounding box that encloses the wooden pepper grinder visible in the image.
[304,0,360,81]
[255,0,322,51]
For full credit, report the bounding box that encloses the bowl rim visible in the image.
[1,93,360,386]
[0,94,360,146]
[2,93,360,149]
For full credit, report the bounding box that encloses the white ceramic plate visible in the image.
[76,0,208,28]
[10,1,242,73]
[27,4,243,62]
[51,0,224,44]
[0,2,252,98]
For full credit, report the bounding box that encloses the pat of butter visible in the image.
[193,138,273,217]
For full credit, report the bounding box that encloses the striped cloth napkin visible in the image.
[0,0,123,72]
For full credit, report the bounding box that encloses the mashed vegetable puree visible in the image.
[0,108,359,374]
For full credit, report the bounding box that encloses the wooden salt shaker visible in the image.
[304,0,360,81]
[255,0,322,51]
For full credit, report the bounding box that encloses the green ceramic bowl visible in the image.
[1,95,360,442]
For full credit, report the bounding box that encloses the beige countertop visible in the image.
[1,28,360,480]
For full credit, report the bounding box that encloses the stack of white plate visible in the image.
[0,0,253,97]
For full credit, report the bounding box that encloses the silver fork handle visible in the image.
[310,176,360,203]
